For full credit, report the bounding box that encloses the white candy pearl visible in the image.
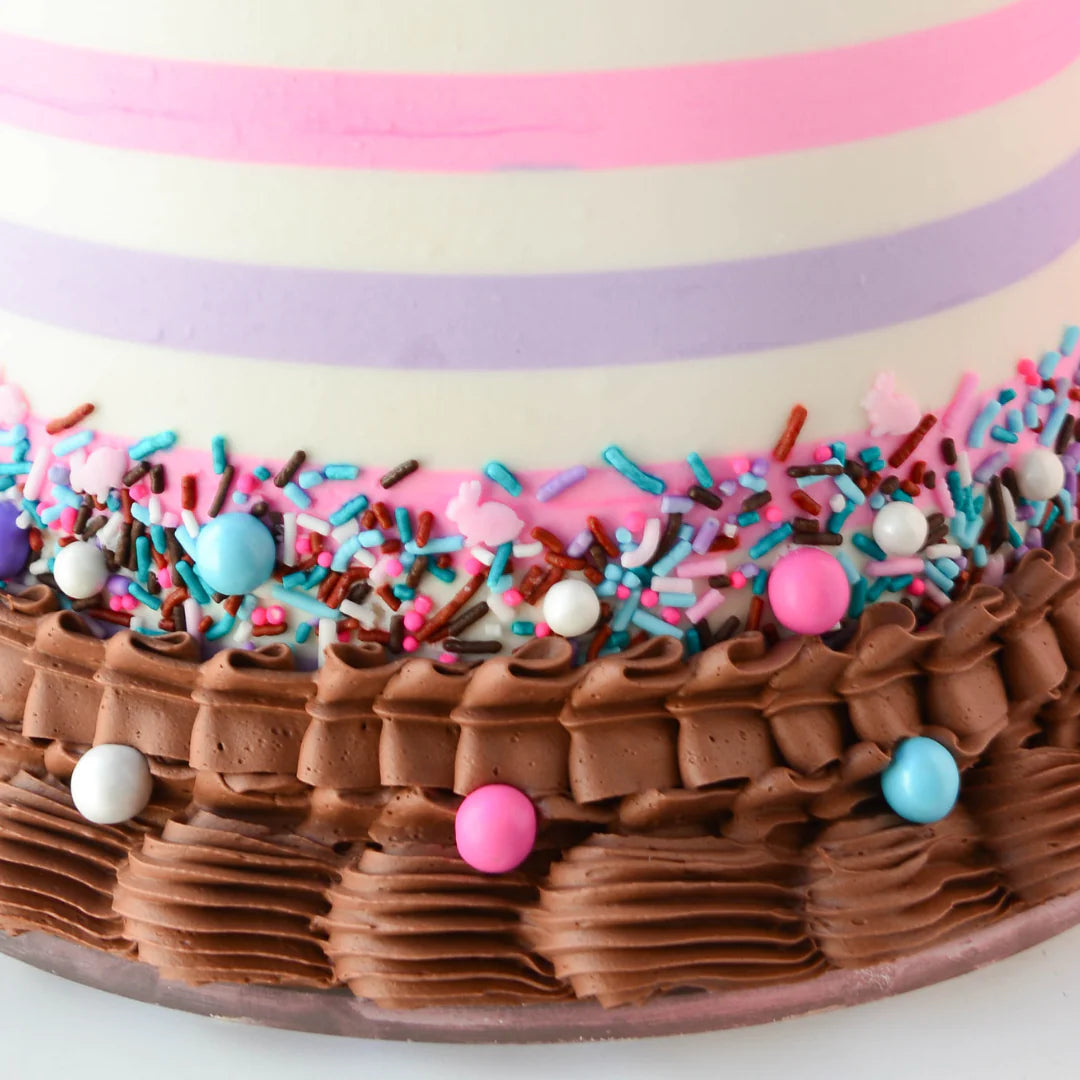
[52,540,109,599]
[70,744,153,825]
[542,578,601,638]
[872,501,929,558]
[1016,447,1065,502]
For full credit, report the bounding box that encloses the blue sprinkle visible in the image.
[924,562,954,594]
[1039,351,1062,379]
[1006,407,1024,433]
[12,439,30,463]
[832,469,865,506]
[602,445,665,495]
[658,591,695,609]
[253,465,272,482]
[269,584,341,621]
[324,464,359,481]
[1060,490,1076,523]
[53,430,94,456]
[0,462,30,476]
[990,426,1018,444]
[972,544,988,569]
[127,581,161,611]
[231,491,247,505]
[934,557,961,579]
[595,580,618,598]
[610,590,641,633]
[395,507,413,544]
[0,425,27,447]
[630,609,684,640]
[129,430,177,461]
[604,562,623,582]
[19,499,44,528]
[1063,326,1080,356]
[997,387,1017,405]
[357,528,385,548]
[738,472,768,493]
[211,434,227,475]
[405,534,464,556]
[848,578,868,619]
[487,541,512,588]
[686,452,713,488]
[295,622,313,645]
[50,484,82,509]
[130,501,150,525]
[282,481,312,509]
[304,566,329,590]
[1029,387,1055,406]
[749,523,794,560]
[796,474,827,489]
[175,525,198,560]
[835,549,860,585]
[298,469,324,490]
[651,538,693,577]
[329,494,369,527]
[967,399,1001,448]
[1040,398,1071,448]
[869,493,886,510]
[282,570,307,589]
[1024,401,1040,429]
[614,526,633,545]
[484,461,522,497]
[39,504,64,525]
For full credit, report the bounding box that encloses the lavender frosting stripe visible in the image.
[2,149,1080,371]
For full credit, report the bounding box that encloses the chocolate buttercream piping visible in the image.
[0,585,58,727]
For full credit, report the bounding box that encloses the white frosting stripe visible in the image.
[0,0,1018,72]
[2,56,1078,273]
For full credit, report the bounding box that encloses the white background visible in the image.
[1,924,1077,1080]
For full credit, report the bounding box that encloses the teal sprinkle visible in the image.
[12,439,30,461]
[602,445,665,495]
[1008,523,1024,547]
[1039,351,1062,378]
[40,504,63,525]
[127,581,161,611]
[888,575,914,592]
[392,584,416,602]
[1006,408,1024,433]
[651,538,693,577]
[835,549,860,585]
[231,491,247,505]
[304,566,329,589]
[0,462,30,476]
[848,578,868,619]
[891,489,914,503]
[0,425,27,446]
[736,511,760,527]
[1029,387,1055,406]
[484,461,522,497]
[175,560,211,604]
[990,426,1018,444]
[405,534,463,556]
[738,473,768,493]
[997,387,1018,405]
[748,523,793,560]
[611,590,641,633]
[487,541,512,588]
[924,562,954,593]
[253,465,272,482]
[395,507,413,544]
[324,464,359,481]
[828,502,856,534]
[19,499,44,528]
[282,481,312,509]
[1044,504,1061,533]
[866,578,889,603]
[831,442,846,462]
[0,477,12,493]
[281,570,307,589]
[609,631,631,651]
[859,447,881,464]
[428,563,456,584]
[658,592,695,609]
[53,430,94,456]
[489,572,513,595]
[106,491,121,512]
[211,434,227,475]
[1063,326,1080,356]
[852,532,887,561]
[130,502,150,525]
[624,566,652,587]
[973,544,988,569]
[686,452,713,487]
[135,534,151,585]
[685,627,702,657]
[329,494,369,527]
[129,430,177,461]
[295,622,313,645]
[511,621,536,636]
[630,609,684,639]
[752,569,768,596]
[205,615,236,641]
[268,584,341,621]
[298,469,324,490]
[51,484,82,509]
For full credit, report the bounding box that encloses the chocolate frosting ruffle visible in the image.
[527,834,824,1008]
[805,809,1007,967]
[0,585,58,727]
[113,811,336,987]
[0,770,133,953]
[320,847,567,1008]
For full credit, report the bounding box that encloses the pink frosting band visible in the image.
[1,0,1077,172]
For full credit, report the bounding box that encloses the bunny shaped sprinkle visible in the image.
[445,480,524,548]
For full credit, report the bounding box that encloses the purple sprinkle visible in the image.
[47,465,71,485]
[973,450,1008,485]
[536,465,587,503]
[106,574,130,597]
[692,517,721,554]
[1025,528,1043,548]
[1066,468,1078,503]
[1014,545,1031,558]
[953,557,968,571]
[1016,504,1036,522]
[660,495,694,515]
[718,479,739,497]
[567,528,593,558]
[738,562,759,578]
[750,457,769,478]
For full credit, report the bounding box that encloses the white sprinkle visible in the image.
[282,512,297,567]
[28,557,50,577]
[15,512,31,531]
[183,598,202,640]
[148,494,163,526]
[512,541,543,558]
[339,599,367,622]
[97,512,124,551]
[331,519,359,544]
[956,450,973,489]
[129,614,147,632]
[318,617,337,665]
[297,512,331,536]
[722,522,739,538]
[232,619,252,645]
[829,493,847,513]
[1001,485,1018,524]
[469,546,495,566]
[924,543,962,560]
[649,576,694,593]
[23,447,51,502]
[180,509,200,538]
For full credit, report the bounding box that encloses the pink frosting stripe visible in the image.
[1,0,1077,171]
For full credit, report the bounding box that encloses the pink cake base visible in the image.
[4,893,1079,1043]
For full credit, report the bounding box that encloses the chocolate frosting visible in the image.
[113,811,336,987]
[321,847,566,1008]
[527,834,824,1007]
[0,585,58,726]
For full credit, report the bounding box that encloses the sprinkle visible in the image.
[865,557,924,577]
[127,581,161,611]
[675,554,728,579]
[630,609,683,639]
[53,429,94,456]
[888,414,937,469]
[329,494,369,527]
[686,452,713,487]
[537,465,587,502]
[600,445,665,495]
[661,495,694,515]
[851,532,888,561]
[691,517,721,555]
[974,451,1010,484]
[208,464,236,517]
[128,430,177,460]
[487,541,512,588]
[282,480,311,510]
[658,591,695,609]
[685,588,724,624]
[269,584,341,621]
[296,512,331,536]
[380,459,420,489]
[175,560,211,604]
[1039,398,1072,448]
[298,469,324,490]
[651,538,693,577]
[274,450,306,488]
[405,534,465,556]
[483,461,522,496]
[773,405,808,462]
[748,523,793,559]
[620,518,662,569]
[45,403,95,435]
[1039,350,1062,379]
[210,434,228,476]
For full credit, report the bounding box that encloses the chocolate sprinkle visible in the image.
[274,450,306,488]
[380,459,420,489]
[687,485,723,510]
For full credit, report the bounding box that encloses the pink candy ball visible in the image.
[767,548,850,635]
[455,784,537,874]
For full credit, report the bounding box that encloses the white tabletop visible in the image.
[3,925,1077,1080]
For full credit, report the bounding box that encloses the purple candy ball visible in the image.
[0,501,30,579]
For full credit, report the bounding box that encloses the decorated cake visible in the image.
[0,1,1080,1016]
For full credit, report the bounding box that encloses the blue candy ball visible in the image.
[0,501,29,579]
[194,513,276,597]
[881,737,960,824]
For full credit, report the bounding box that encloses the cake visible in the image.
[0,1,1079,1017]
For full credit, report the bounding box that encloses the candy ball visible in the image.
[542,578,601,638]
[0,500,29,578]
[881,737,960,824]
[767,548,850,635]
[195,513,277,596]
[1016,447,1065,502]
[52,540,109,600]
[871,501,929,558]
[455,784,537,874]
[70,744,153,825]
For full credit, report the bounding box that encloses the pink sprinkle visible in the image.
[251,607,268,627]
[615,584,631,600]
[641,589,659,609]
[384,557,403,577]
[730,570,747,589]
[267,605,285,624]
[661,607,681,625]
[403,610,424,633]
[731,457,750,475]
[130,483,150,501]
[675,554,728,579]
[236,473,258,495]
[402,636,419,653]
[686,588,723,624]
[465,556,485,576]
[414,594,434,616]
[624,510,646,533]
[908,578,927,596]
[764,506,783,523]
[438,652,457,664]
[535,622,552,638]
[59,506,78,533]
[108,596,123,612]
[317,551,333,568]
[296,536,312,555]
[337,629,352,643]
[121,594,138,612]
[156,568,172,590]
[813,444,832,463]
[502,588,523,607]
